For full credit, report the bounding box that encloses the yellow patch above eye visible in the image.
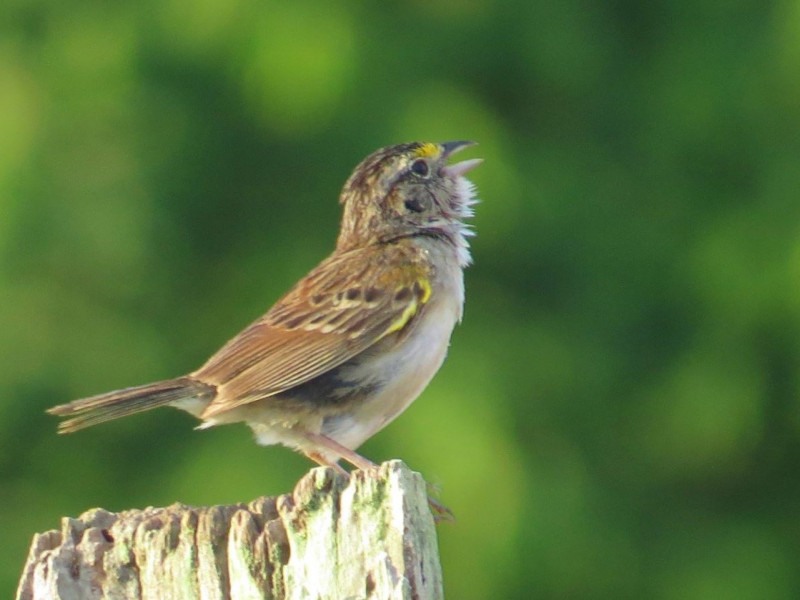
[413,143,439,158]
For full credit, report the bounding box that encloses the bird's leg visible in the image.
[301,431,454,522]
[303,431,377,471]
[304,450,349,477]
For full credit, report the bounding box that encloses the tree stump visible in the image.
[16,460,443,600]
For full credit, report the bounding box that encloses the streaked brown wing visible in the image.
[195,243,432,418]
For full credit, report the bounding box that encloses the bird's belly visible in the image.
[321,298,459,450]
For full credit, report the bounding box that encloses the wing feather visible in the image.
[195,243,431,418]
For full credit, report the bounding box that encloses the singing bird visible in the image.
[49,141,481,483]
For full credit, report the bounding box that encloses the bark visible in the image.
[16,460,443,600]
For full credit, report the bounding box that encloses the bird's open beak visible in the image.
[441,141,482,178]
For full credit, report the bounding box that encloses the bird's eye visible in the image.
[410,159,430,177]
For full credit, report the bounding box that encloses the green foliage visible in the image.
[3,0,800,597]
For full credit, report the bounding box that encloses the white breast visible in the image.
[323,266,464,450]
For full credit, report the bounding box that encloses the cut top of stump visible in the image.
[16,460,443,600]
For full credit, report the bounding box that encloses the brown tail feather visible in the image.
[48,377,215,433]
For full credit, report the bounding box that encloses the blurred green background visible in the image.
[3,0,800,597]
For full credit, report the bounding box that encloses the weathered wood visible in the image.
[16,460,443,600]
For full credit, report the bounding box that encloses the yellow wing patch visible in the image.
[379,278,432,339]
[417,278,432,303]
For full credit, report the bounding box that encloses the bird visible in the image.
[48,141,481,491]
